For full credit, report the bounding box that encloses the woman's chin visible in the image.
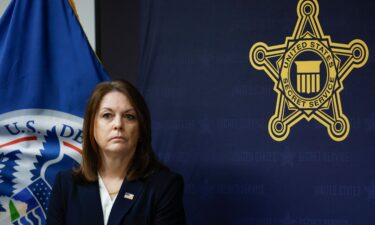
[103,145,135,155]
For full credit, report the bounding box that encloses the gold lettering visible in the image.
[297,43,302,51]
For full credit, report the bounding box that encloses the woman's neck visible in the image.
[98,153,132,197]
[99,152,132,179]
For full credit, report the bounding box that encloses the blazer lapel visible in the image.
[107,178,145,225]
[78,181,104,225]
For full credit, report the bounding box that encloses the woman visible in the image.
[47,80,186,225]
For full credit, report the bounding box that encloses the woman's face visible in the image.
[94,91,140,157]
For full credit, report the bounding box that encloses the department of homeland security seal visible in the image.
[0,109,83,224]
[249,0,369,141]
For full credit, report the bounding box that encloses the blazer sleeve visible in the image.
[46,171,66,225]
[154,174,186,225]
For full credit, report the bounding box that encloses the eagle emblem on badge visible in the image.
[0,110,82,224]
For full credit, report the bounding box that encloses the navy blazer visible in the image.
[46,169,186,225]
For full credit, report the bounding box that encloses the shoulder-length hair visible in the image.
[75,80,165,182]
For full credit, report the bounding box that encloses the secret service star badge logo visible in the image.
[249,0,368,141]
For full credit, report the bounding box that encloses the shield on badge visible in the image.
[295,60,322,94]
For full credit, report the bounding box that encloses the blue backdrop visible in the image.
[137,0,375,224]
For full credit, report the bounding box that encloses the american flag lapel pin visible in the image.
[124,192,134,200]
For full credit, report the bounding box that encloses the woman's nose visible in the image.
[113,116,123,130]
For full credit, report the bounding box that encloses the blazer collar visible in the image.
[107,177,145,225]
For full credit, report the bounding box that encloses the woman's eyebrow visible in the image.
[124,108,136,113]
[99,107,114,112]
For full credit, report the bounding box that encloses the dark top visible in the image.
[46,169,186,225]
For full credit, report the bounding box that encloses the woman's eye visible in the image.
[102,113,112,119]
[124,114,136,120]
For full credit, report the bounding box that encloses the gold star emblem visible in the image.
[249,0,368,141]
